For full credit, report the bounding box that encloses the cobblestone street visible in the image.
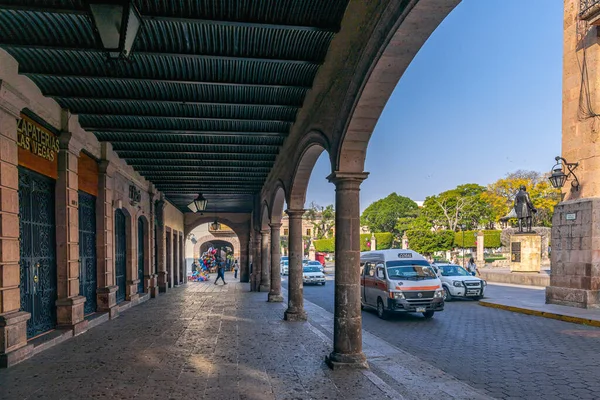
[297,278,600,400]
[0,276,487,400]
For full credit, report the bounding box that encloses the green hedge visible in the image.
[453,230,501,248]
[405,229,455,255]
[314,233,394,253]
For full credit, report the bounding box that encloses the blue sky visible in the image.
[305,0,563,211]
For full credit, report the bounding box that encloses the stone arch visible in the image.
[334,0,459,172]
[269,182,287,224]
[193,233,241,261]
[287,130,330,210]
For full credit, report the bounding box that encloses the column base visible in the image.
[268,293,284,302]
[0,311,32,368]
[284,309,307,322]
[546,286,600,308]
[259,284,270,293]
[146,274,158,298]
[97,286,119,319]
[56,296,88,336]
[158,271,168,292]
[325,352,369,370]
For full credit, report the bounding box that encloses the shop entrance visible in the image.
[18,167,57,338]
[137,217,144,294]
[115,209,126,303]
[78,191,97,315]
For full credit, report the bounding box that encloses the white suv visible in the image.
[432,264,486,301]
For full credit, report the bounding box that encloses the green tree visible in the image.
[305,202,335,239]
[405,229,454,255]
[361,193,418,234]
[421,184,489,231]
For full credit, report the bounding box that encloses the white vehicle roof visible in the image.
[360,249,426,262]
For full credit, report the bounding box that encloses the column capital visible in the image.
[285,209,306,218]
[327,171,369,185]
[58,131,84,155]
[98,159,116,176]
[260,229,271,235]
[269,222,283,229]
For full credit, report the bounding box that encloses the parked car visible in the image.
[306,260,324,272]
[280,260,289,276]
[360,249,444,319]
[302,265,326,285]
[432,264,486,301]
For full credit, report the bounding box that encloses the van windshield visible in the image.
[386,260,437,280]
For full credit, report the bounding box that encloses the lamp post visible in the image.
[460,224,466,268]
[548,156,580,191]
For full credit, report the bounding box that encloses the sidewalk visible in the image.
[0,273,490,400]
[480,283,600,327]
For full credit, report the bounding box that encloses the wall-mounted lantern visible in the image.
[88,0,142,60]
[548,156,580,191]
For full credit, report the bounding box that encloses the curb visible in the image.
[479,300,600,327]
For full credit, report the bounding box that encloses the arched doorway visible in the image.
[137,217,145,294]
[115,209,126,303]
[78,191,97,315]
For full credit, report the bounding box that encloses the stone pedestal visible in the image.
[56,296,88,336]
[97,286,119,319]
[402,234,408,250]
[147,274,159,298]
[0,311,33,368]
[476,231,485,264]
[509,234,541,273]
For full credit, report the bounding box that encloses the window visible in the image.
[306,229,311,236]
[283,229,289,235]
[364,262,375,277]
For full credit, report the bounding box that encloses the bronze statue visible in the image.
[514,185,537,233]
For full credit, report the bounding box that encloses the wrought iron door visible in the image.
[137,217,144,294]
[18,167,57,338]
[115,209,126,303]
[78,191,97,315]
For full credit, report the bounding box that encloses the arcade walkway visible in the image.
[0,274,488,400]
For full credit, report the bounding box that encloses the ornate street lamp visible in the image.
[210,220,221,231]
[88,0,142,59]
[187,193,208,213]
[548,156,580,191]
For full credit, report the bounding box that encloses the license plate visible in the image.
[466,291,479,296]
[416,307,426,312]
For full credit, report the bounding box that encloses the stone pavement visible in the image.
[480,283,600,327]
[0,273,490,400]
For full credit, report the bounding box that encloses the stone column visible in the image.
[268,223,283,302]
[166,228,173,288]
[155,198,168,293]
[0,82,33,367]
[240,235,250,283]
[125,214,138,302]
[284,209,307,321]
[172,231,179,286]
[96,157,119,319]
[370,234,376,251]
[55,130,87,335]
[402,233,409,249]
[325,172,368,370]
[476,231,485,264]
[259,229,271,292]
[308,240,316,260]
[147,190,158,297]
[251,232,261,291]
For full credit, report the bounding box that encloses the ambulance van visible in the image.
[360,249,444,319]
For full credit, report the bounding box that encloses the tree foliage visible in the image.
[421,184,490,231]
[405,229,455,255]
[305,201,335,239]
[361,193,418,235]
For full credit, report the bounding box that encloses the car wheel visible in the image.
[423,311,435,319]
[377,298,388,320]
[322,282,326,286]
[443,286,452,302]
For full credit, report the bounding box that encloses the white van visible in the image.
[360,249,444,319]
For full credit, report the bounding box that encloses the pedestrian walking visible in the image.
[452,256,459,265]
[467,257,479,276]
[233,259,239,279]
[214,259,227,285]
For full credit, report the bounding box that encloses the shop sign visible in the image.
[17,116,60,162]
